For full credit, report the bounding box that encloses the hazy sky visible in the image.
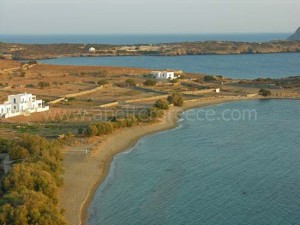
[0,0,299,34]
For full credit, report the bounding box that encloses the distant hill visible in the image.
[288,27,300,40]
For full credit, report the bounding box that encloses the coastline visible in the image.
[2,40,300,61]
[59,96,257,225]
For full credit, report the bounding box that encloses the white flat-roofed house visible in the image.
[0,101,11,118]
[0,93,49,118]
[151,71,176,80]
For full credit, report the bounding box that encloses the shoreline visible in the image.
[2,40,300,61]
[60,96,261,225]
[34,51,300,61]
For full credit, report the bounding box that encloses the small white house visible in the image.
[89,47,96,52]
[151,71,176,80]
[0,93,49,118]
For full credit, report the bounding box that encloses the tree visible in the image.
[154,99,169,110]
[167,93,184,106]
[0,138,12,153]
[3,163,59,203]
[0,190,67,225]
[259,89,271,96]
[0,134,66,225]
[8,145,29,160]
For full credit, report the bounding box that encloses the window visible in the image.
[14,98,16,103]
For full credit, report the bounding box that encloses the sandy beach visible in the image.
[58,96,255,225]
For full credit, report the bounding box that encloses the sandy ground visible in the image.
[59,96,255,225]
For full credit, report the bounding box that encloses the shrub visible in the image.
[37,81,50,89]
[98,79,109,86]
[169,79,178,83]
[78,127,84,134]
[99,70,108,76]
[167,93,184,106]
[86,122,115,137]
[147,107,164,121]
[125,79,136,87]
[259,89,272,96]
[95,122,114,135]
[154,99,169,110]
[20,71,26,77]
[144,79,157,86]
[66,97,75,102]
[27,60,37,65]
[25,84,35,88]
[86,125,98,137]
[204,75,217,82]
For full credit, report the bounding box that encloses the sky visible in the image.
[0,0,299,34]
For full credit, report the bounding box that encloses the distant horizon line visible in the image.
[0,32,292,36]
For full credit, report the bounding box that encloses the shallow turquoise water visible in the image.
[88,100,300,225]
[39,53,300,79]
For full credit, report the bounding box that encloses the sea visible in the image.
[0,33,291,44]
[3,34,300,225]
[2,33,299,79]
[87,99,300,225]
[39,53,300,79]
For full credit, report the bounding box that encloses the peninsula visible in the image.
[1,39,300,60]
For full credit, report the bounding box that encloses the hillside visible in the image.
[288,27,300,41]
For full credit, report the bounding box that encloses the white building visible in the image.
[89,47,96,52]
[0,93,49,118]
[151,71,176,80]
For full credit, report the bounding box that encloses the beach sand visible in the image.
[58,96,252,225]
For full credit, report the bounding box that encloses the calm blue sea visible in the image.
[39,53,300,79]
[0,33,290,44]
[3,33,298,79]
[88,99,300,225]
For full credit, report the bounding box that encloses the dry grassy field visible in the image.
[0,59,299,138]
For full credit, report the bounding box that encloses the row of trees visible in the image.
[86,93,184,137]
[0,134,67,225]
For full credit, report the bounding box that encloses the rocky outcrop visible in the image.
[288,27,300,41]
